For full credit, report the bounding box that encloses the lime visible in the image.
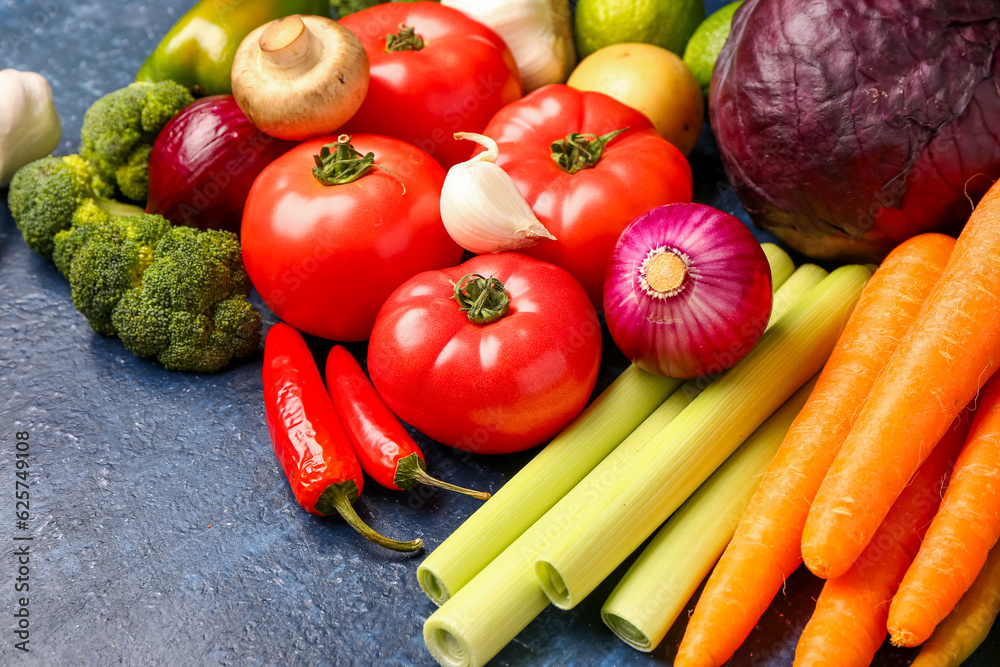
[683,0,744,96]
[574,0,706,60]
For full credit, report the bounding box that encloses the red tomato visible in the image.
[338,2,522,169]
[368,253,602,455]
[477,84,694,306]
[241,134,463,342]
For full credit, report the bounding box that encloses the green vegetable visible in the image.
[80,81,194,201]
[600,375,815,651]
[64,214,172,335]
[761,242,793,288]
[8,142,260,372]
[7,155,143,260]
[51,199,147,277]
[533,265,871,612]
[416,241,795,607]
[137,0,331,95]
[421,262,824,667]
[418,365,682,605]
[112,226,262,372]
[424,387,698,667]
[7,155,92,259]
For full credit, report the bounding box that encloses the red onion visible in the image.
[146,95,295,234]
[603,203,773,379]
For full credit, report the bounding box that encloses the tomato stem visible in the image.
[394,453,492,499]
[312,134,375,185]
[451,274,511,324]
[312,134,406,193]
[385,23,424,52]
[550,127,629,174]
[314,480,424,552]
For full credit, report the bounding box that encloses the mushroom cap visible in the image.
[232,15,370,141]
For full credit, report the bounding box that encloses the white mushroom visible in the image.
[231,14,369,141]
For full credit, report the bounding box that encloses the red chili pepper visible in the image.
[324,345,491,500]
[263,323,422,553]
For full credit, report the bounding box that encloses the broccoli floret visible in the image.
[112,226,263,372]
[67,214,172,335]
[52,200,111,278]
[52,198,146,277]
[7,155,95,259]
[80,81,193,202]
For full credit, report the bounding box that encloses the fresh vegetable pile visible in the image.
[8,0,1000,665]
[7,80,264,372]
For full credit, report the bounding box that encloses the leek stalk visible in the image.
[418,365,682,604]
[424,389,699,667]
[534,264,871,610]
[421,264,826,667]
[761,242,794,289]
[601,375,818,651]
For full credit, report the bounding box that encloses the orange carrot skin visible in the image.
[673,233,955,667]
[888,373,1000,647]
[803,182,1000,581]
[793,413,969,667]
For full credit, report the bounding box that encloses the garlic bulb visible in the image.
[0,69,61,186]
[441,0,575,92]
[441,132,556,254]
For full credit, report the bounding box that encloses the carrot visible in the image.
[887,372,1000,646]
[673,233,955,667]
[793,413,969,667]
[803,180,1000,580]
[911,542,1000,667]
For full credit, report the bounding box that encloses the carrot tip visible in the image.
[801,551,838,580]
[888,628,922,648]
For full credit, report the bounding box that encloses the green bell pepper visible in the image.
[137,0,330,96]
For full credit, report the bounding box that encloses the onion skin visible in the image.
[603,203,773,379]
[147,95,295,234]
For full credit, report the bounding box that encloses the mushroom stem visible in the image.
[260,16,316,71]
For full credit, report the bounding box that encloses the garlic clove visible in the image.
[441,132,556,254]
[442,0,576,92]
[0,69,61,187]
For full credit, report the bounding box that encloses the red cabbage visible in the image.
[711,0,1000,261]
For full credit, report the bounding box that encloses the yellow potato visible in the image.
[567,42,704,155]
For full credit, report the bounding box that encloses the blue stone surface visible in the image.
[0,1,995,666]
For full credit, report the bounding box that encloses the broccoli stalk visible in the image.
[112,227,262,372]
[80,80,194,202]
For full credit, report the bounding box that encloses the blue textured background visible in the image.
[0,1,997,665]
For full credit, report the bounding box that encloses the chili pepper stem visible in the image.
[394,453,492,500]
[315,480,423,553]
